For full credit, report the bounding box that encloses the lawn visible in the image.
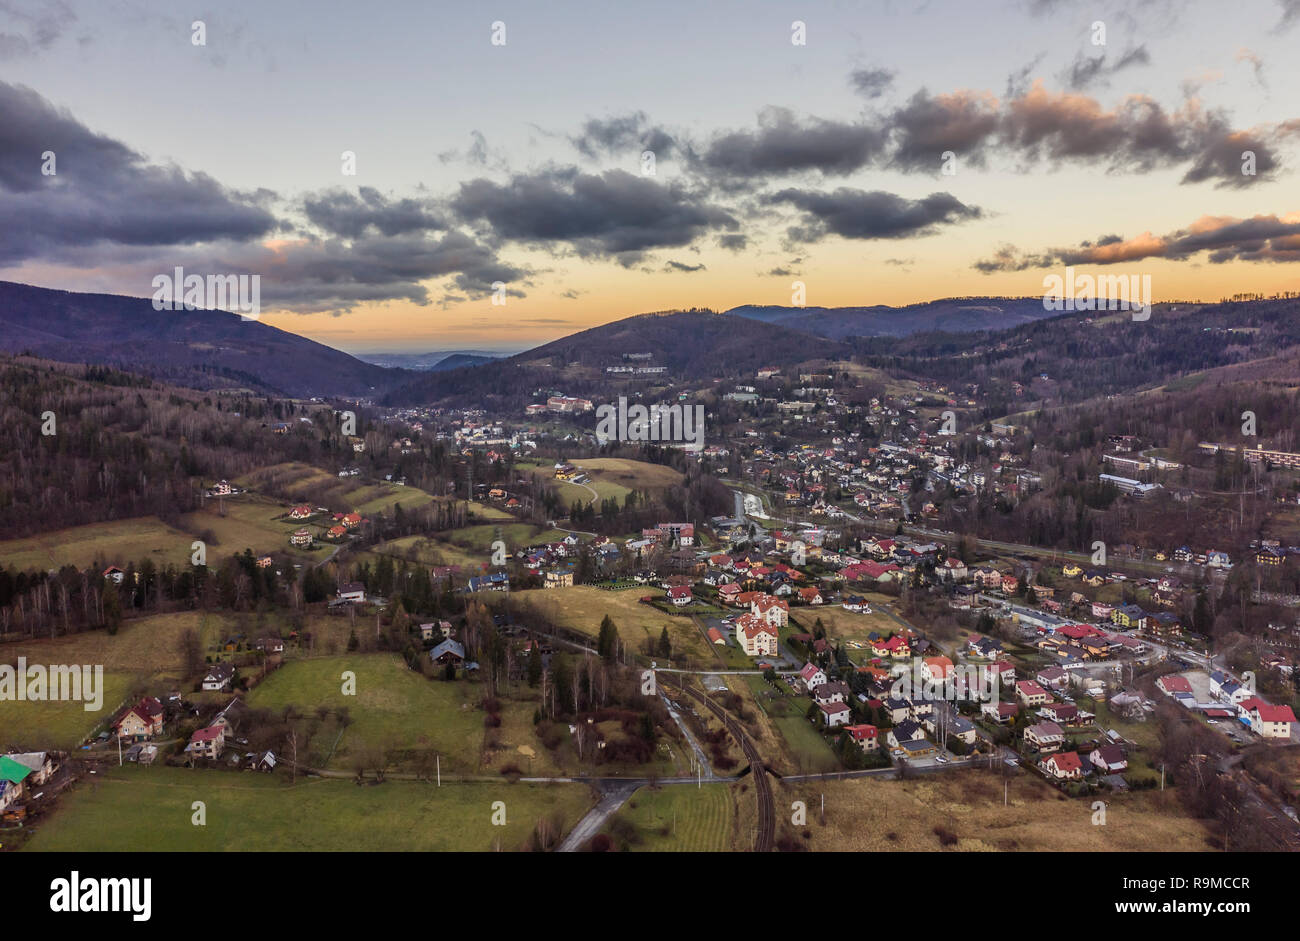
[603,783,735,851]
[245,655,487,772]
[776,770,1216,851]
[0,517,195,572]
[21,764,595,852]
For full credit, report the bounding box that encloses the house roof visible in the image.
[430,639,466,661]
[845,724,878,740]
[818,701,850,716]
[1157,675,1193,693]
[1255,703,1297,723]
[0,755,32,784]
[1047,751,1082,772]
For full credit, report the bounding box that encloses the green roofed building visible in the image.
[0,754,32,785]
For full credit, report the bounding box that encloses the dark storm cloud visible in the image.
[302,187,446,238]
[0,81,277,265]
[766,188,982,242]
[0,80,529,310]
[451,168,738,259]
[663,260,705,273]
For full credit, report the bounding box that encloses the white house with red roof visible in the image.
[798,662,827,691]
[1040,750,1083,780]
[666,585,693,607]
[1240,698,1296,739]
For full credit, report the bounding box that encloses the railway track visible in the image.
[661,676,775,852]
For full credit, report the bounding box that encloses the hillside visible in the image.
[726,297,1058,340]
[0,281,405,398]
[382,310,849,407]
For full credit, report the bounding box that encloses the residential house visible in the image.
[1016,681,1050,706]
[667,585,693,606]
[887,719,926,748]
[430,639,467,665]
[812,681,851,706]
[799,663,828,692]
[338,582,367,604]
[819,701,851,728]
[1040,751,1084,780]
[115,696,165,740]
[186,725,226,761]
[1089,744,1128,774]
[201,663,235,692]
[1024,721,1066,752]
[845,724,880,753]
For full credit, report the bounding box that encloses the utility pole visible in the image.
[436,755,441,787]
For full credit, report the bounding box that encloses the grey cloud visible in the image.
[303,187,446,238]
[767,188,982,242]
[451,168,738,259]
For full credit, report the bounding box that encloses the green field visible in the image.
[0,670,135,750]
[21,764,595,852]
[603,783,735,851]
[246,655,486,772]
[0,517,196,572]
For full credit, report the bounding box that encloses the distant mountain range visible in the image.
[0,282,1087,405]
[355,350,507,370]
[724,297,1058,340]
[0,281,405,398]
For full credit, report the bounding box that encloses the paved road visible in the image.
[556,780,643,852]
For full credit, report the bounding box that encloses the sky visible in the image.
[2,0,1299,353]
